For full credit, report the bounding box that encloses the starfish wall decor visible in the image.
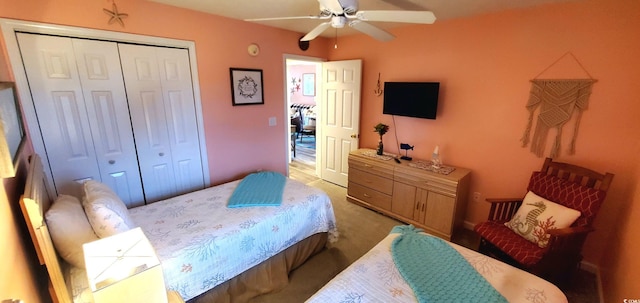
[104,2,128,27]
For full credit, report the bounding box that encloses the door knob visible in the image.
[350,134,358,138]
[108,160,115,165]
[159,152,165,156]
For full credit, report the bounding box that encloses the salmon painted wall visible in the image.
[0,0,329,301]
[328,0,639,300]
[0,146,46,303]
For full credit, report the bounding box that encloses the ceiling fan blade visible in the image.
[300,22,332,41]
[244,15,325,22]
[349,20,395,42]
[318,0,344,15]
[353,10,436,24]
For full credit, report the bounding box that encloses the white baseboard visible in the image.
[464,220,603,302]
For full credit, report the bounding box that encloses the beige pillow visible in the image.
[505,191,581,248]
[45,195,98,268]
[83,180,136,238]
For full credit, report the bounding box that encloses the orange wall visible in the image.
[328,0,640,300]
[1,0,638,301]
[602,163,640,301]
[0,145,46,303]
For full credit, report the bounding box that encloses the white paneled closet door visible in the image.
[17,33,144,206]
[118,44,205,203]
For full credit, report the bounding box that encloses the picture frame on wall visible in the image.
[0,82,26,178]
[302,73,315,96]
[230,68,264,106]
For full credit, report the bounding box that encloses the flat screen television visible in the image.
[383,82,439,119]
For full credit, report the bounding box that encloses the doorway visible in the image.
[285,57,322,183]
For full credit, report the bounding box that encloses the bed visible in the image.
[20,154,338,303]
[306,225,567,303]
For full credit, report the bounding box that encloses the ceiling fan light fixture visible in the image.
[245,0,435,42]
[331,16,346,28]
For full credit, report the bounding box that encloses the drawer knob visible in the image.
[363,193,371,198]
[364,164,372,168]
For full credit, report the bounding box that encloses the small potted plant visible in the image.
[374,123,389,155]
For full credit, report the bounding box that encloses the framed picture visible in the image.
[302,73,315,96]
[230,68,264,106]
[0,82,26,177]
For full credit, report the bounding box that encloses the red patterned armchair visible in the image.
[474,158,613,285]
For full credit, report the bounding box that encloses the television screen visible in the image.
[383,82,439,119]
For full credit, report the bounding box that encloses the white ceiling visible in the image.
[148,0,579,39]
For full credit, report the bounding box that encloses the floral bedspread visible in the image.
[306,232,567,303]
[126,178,338,301]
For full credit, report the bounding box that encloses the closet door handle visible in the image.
[159,152,165,157]
[108,160,115,165]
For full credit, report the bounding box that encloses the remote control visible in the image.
[394,158,401,163]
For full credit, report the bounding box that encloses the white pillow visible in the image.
[82,180,136,238]
[45,195,98,269]
[505,191,581,248]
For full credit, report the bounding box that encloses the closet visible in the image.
[17,33,205,207]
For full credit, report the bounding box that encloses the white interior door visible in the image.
[119,44,204,203]
[72,39,145,207]
[17,33,145,206]
[319,59,362,186]
[155,47,205,195]
[17,33,100,198]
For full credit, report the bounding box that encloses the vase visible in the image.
[376,139,384,155]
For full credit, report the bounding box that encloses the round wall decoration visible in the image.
[248,43,260,56]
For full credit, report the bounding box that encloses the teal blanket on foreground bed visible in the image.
[390,225,508,303]
[227,171,286,208]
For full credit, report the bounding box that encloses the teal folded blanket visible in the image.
[390,225,508,303]
[227,171,286,208]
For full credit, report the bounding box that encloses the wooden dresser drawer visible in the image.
[348,181,392,211]
[348,157,394,179]
[394,170,457,196]
[348,167,393,195]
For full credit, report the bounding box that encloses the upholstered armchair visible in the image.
[474,158,613,285]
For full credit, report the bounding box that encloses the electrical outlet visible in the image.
[473,192,481,202]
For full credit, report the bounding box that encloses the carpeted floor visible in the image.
[250,179,600,303]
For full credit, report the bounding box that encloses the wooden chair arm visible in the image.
[485,198,523,222]
[547,226,594,237]
[546,226,594,254]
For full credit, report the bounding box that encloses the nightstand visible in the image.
[167,290,185,303]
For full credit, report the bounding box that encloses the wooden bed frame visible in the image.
[19,154,328,303]
[20,154,72,302]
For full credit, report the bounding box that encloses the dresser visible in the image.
[347,149,471,240]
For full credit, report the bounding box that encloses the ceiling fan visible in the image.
[244,0,436,42]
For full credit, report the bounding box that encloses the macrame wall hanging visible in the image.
[521,52,597,158]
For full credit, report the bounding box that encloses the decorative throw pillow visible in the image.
[83,180,136,238]
[527,171,607,227]
[45,195,99,268]
[505,191,581,248]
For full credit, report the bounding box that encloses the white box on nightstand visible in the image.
[83,227,168,303]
